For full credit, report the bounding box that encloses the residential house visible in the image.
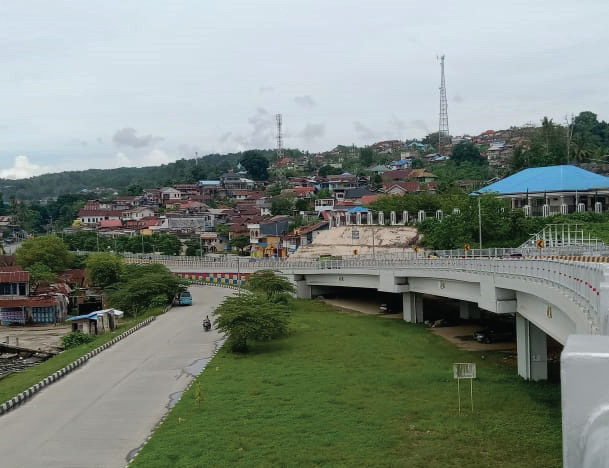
[143,189,162,205]
[78,209,123,226]
[197,180,224,201]
[293,187,316,198]
[390,159,412,170]
[314,198,335,213]
[122,206,156,221]
[220,173,255,191]
[160,187,182,204]
[250,216,291,258]
[284,221,329,255]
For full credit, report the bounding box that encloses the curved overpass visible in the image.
[126,253,609,380]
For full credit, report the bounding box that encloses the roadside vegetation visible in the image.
[132,300,562,467]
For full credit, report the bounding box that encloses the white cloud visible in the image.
[0,155,53,179]
[115,152,132,167]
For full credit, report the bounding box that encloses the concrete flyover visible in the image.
[125,252,609,467]
[0,287,232,468]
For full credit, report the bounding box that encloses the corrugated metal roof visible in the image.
[0,297,57,307]
[478,165,609,195]
[0,271,29,283]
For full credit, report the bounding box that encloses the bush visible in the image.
[61,331,94,349]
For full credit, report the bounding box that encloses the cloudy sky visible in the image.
[1,1,607,178]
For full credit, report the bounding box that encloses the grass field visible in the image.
[0,307,165,404]
[132,299,562,467]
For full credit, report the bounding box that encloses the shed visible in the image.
[66,309,119,335]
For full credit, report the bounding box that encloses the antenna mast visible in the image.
[438,55,450,155]
[276,113,283,160]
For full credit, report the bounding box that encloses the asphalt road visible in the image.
[0,286,232,468]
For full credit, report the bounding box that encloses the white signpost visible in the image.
[453,363,476,413]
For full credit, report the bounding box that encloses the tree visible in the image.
[318,165,343,177]
[215,223,230,236]
[451,142,484,165]
[16,236,71,272]
[294,198,310,212]
[271,196,293,216]
[28,263,58,288]
[315,188,331,199]
[241,151,269,180]
[85,252,123,288]
[106,263,186,315]
[359,147,374,167]
[246,270,295,302]
[213,292,290,352]
[230,235,250,254]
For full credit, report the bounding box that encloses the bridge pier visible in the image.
[459,301,480,320]
[403,292,423,323]
[516,315,548,380]
[295,279,312,299]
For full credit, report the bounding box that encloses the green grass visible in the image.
[132,300,562,468]
[0,307,166,404]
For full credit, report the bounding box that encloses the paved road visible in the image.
[0,286,232,468]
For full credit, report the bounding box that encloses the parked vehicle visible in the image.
[176,291,192,306]
[473,327,515,343]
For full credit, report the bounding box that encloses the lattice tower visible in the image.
[438,55,450,154]
[276,113,283,160]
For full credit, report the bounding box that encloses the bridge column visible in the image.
[562,335,609,467]
[294,276,311,299]
[459,301,480,320]
[516,315,547,380]
[403,292,423,323]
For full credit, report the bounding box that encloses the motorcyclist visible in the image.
[203,316,211,331]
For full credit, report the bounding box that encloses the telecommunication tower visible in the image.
[276,113,283,160]
[438,55,450,155]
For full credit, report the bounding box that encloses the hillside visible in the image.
[0,151,267,200]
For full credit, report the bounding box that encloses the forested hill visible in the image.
[0,150,280,200]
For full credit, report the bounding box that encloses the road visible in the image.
[0,286,231,468]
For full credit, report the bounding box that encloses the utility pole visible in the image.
[438,55,449,155]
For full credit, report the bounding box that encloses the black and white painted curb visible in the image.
[187,280,243,291]
[0,315,158,417]
[125,335,227,466]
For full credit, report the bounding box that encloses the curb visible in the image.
[125,336,227,466]
[0,316,158,417]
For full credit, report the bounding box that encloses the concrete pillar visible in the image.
[595,201,602,213]
[542,204,550,217]
[356,212,362,225]
[295,280,311,299]
[378,212,384,225]
[403,292,423,323]
[417,210,425,222]
[459,301,480,320]
[390,211,396,225]
[516,315,547,380]
[402,211,408,224]
[436,210,443,221]
[523,205,531,216]
[577,202,586,213]
[562,335,609,468]
[367,212,373,225]
[560,204,568,215]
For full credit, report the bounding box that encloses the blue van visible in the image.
[177,291,192,306]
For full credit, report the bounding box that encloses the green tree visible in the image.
[359,147,374,167]
[213,292,290,352]
[315,188,331,199]
[318,165,342,177]
[271,196,293,216]
[451,142,483,165]
[106,263,186,315]
[246,270,295,302]
[85,252,123,288]
[294,198,310,212]
[16,236,71,272]
[230,235,250,255]
[28,263,58,288]
[241,150,269,180]
[215,224,230,236]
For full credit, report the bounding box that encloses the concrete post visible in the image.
[403,292,423,323]
[595,201,602,213]
[459,301,480,320]
[417,210,425,222]
[577,203,586,213]
[562,335,609,468]
[367,212,373,225]
[516,315,548,380]
[523,205,531,216]
[390,211,396,225]
[378,212,384,225]
[542,204,550,217]
[560,204,568,215]
[356,212,362,225]
[436,210,443,221]
[402,211,408,224]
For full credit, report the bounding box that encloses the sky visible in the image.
[1,0,608,179]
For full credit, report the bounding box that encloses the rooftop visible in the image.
[478,165,609,195]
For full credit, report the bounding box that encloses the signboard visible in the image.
[536,239,545,249]
[464,243,471,251]
[413,246,419,253]
[352,230,359,240]
[453,363,476,379]
[453,363,476,413]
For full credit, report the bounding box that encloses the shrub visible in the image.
[61,331,94,349]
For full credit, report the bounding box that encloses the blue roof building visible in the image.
[477,165,609,215]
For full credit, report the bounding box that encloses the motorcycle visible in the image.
[203,320,211,332]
